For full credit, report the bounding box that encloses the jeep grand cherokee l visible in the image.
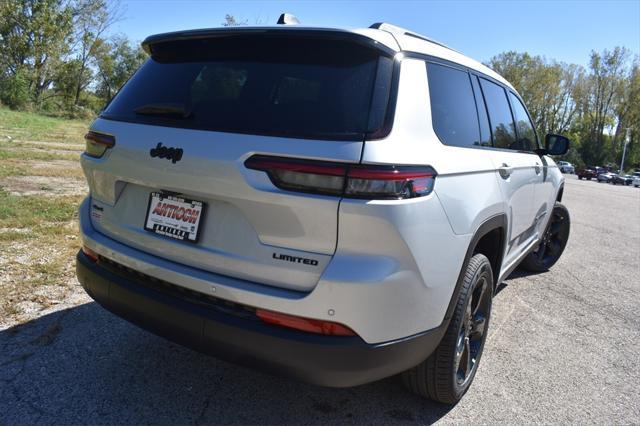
[76,21,570,404]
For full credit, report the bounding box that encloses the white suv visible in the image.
[76,21,570,404]
[557,161,575,174]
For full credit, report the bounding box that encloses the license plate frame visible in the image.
[144,192,205,244]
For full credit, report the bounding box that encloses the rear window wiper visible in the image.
[134,103,193,119]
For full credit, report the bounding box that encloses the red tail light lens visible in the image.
[346,166,436,199]
[244,156,345,196]
[82,245,99,262]
[245,155,436,199]
[84,131,115,158]
[256,309,356,336]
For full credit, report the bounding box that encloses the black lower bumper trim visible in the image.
[76,251,446,387]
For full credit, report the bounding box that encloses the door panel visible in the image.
[476,77,542,266]
[489,151,539,266]
[534,155,560,234]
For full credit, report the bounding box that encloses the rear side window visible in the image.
[102,36,392,140]
[479,78,517,150]
[470,75,492,147]
[427,62,480,148]
[508,92,538,151]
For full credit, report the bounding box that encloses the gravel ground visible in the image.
[1,174,639,425]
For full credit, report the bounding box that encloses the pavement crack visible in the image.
[30,322,63,347]
[0,352,35,370]
[194,396,211,425]
[29,310,69,347]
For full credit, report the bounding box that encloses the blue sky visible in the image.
[112,0,640,66]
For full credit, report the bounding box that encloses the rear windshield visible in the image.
[102,35,392,140]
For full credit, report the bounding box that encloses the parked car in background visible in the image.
[597,172,616,183]
[633,176,640,187]
[612,174,634,185]
[577,167,597,180]
[557,161,575,174]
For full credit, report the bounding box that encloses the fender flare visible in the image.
[441,213,507,324]
[556,183,565,202]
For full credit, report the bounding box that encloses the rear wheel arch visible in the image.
[442,214,506,324]
[556,184,564,202]
[472,227,504,287]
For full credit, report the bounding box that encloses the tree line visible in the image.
[1,3,638,169]
[487,49,639,169]
[0,0,145,118]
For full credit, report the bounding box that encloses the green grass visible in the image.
[0,162,28,178]
[0,158,85,179]
[0,139,84,149]
[0,147,80,162]
[0,107,88,324]
[0,107,89,144]
[0,189,82,228]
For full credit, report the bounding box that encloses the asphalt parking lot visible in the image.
[1,174,638,425]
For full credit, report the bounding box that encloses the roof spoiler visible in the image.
[142,28,397,57]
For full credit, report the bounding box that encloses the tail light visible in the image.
[245,155,436,199]
[82,245,99,262]
[256,309,356,336]
[84,131,115,158]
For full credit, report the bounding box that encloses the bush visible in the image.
[64,105,96,120]
[0,70,31,110]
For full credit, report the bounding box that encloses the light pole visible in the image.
[620,128,631,174]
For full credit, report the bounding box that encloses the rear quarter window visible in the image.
[426,62,481,148]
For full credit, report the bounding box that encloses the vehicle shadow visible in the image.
[492,265,551,298]
[1,302,454,424]
[494,268,544,294]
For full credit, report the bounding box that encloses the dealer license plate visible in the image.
[144,192,205,243]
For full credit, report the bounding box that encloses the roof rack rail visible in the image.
[369,22,458,53]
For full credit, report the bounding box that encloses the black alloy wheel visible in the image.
[520,202,570,272]
[453,273,491,389]
[402,254,493,404]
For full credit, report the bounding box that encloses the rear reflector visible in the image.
[84,131,115,158]
[256,309,356,336]
[82,245,99,262]
[245,155,436,199]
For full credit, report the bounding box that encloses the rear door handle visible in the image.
[498,163,513,179]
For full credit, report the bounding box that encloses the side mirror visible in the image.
[545,134,570,156]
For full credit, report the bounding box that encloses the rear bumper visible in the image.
[76,250,446,387]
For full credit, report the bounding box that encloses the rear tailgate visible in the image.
[82,30,394,292]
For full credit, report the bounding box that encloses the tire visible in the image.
[402,254,493,404]
[519,202,570,272]
[578,176,582,180]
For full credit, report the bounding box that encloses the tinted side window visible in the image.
[470,75,491,147]
[508,92,537,151]
[479,78,517,150]
[427,62,480,148]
